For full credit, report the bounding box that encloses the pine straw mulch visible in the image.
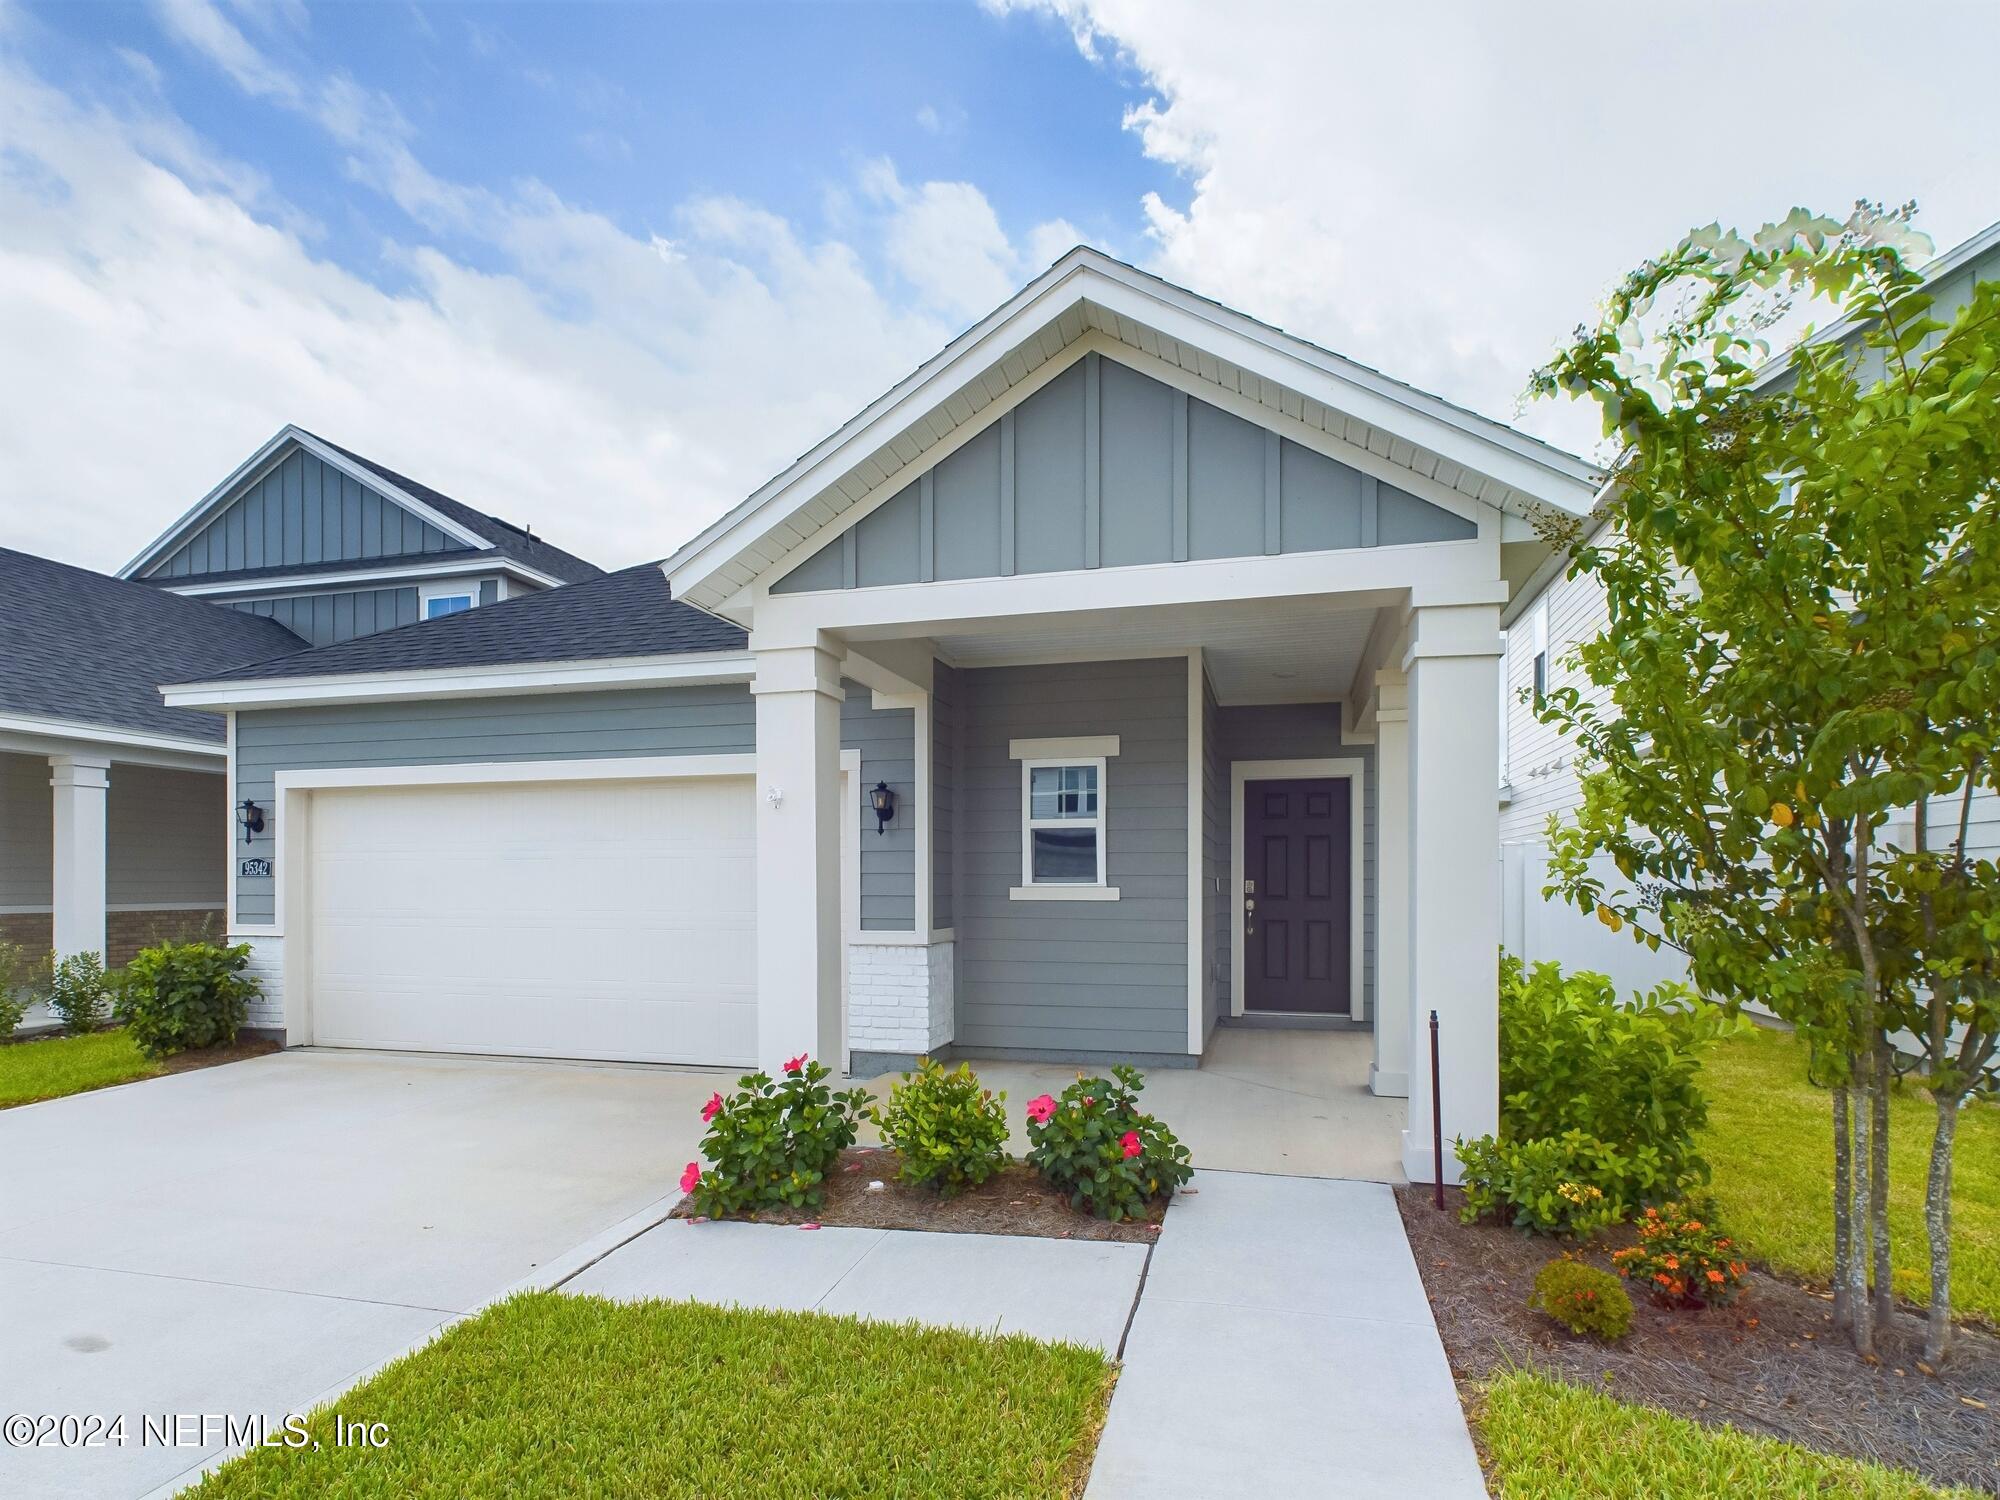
[667,1145,1170,1244]
[1397,1186,2000,1494]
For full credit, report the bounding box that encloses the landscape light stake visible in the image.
[1430,1008,1444,1211]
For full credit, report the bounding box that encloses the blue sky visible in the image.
[3,1,1998,573]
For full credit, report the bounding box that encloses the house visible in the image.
[120,427,603,644]
[1,433,602,1006]
[161,248,1602,1181]
[1498,219,2000,993]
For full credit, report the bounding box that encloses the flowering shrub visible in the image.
[1530,1257,1633,1341]
[681,1055,872,1218]
[1455,1132,1626,1235]
[1610,1201,1749,1307]
[1024,1065,1192,1221]
[867,1059,1010,1196]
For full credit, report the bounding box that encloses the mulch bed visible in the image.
[1397,1186,2000,1494]
[161,1035,282,1073]
[667,1145,1170,1244]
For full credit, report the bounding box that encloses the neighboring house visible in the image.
[120,426,603,645]
[1498,219,2000,994]
[0,548,303,1001]
[164,248,1601,1182]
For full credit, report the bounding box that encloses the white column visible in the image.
[751,641,845,1074]
[1369,671,1410,1097]
[49,755,110,962]
[1402,605,1502,1182]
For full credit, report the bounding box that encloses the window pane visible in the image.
[1030,764,1097,819]
[1031,826,1098,882]
[425,595,474,619]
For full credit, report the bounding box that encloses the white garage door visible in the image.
[307,775,758,1065]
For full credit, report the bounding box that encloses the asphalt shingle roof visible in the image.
[196,562,747,683]
[309,435,606,586]
[1,547,307,742]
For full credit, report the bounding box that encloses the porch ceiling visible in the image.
[931,596,1382,707]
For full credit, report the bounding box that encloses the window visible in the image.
[1009,735,1120,901]
[420,582,478,620]
[1531,603,1549,710]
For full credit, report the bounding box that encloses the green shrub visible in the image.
[113,941,257,1058]
[1024,1065,1193,1222]
[1530,1257,1634,1340]
[1456,1132,1626,1235]
[0,940,50,1036]
[683,1054,873,1217]
[1611,1200,1750,1307]
[868,1059,1010,1196]
[48,951,112,1034]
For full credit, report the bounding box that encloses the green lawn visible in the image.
[1698,1026,2000,1324]
[1476,1371,1975,1499]
[192,1292,1114,1499]
[0,1029,161,1107]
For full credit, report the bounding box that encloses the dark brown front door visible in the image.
[1243,778,1350,1014]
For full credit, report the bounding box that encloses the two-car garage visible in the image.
[299,771,763,1066]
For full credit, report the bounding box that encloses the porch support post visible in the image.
[1369,672,1410,1097]
[1401,605,1502,1182]
[50,755,110,962]
[751,641,845,1074]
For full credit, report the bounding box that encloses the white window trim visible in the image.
[419,580,480,619]
[1008,739,1120,901]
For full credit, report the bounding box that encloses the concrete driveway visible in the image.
[0,1048,718,1500]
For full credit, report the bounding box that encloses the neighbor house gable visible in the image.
[769,349,1477,595]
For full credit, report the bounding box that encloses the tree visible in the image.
[1530,204,2000,1362]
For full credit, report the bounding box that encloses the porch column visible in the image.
[1402,605,1502,1182]
[750,641,845,1074]
[1368,671,1410,1097]
[49,755,110,962]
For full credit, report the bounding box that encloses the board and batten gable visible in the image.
[770,351,1477,596]
[951,657,1191,1060]
[231,682,917,929]
[143,449,469,580]
[224,579,506,649]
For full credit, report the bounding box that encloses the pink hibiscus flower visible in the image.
[1120,1131,1142,1159]
[700,1092,723,1123]
[679,1161,702,1194]
[1025,1094,1057,1125]
[784,1053,808,1074]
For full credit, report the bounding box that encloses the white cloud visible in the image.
[0,35,1061,572]
[995,0,2000,456]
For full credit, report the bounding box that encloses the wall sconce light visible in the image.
[236,798,265,844]
[868,780,896,835]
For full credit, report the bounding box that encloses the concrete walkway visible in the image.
[566,1218,1148,1353]
[1085,1169,1486,1499]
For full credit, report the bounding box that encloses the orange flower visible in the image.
[1706,1269,1725,1284]
[1654,1273,1672,1287]
[1663,1255,1680,1270]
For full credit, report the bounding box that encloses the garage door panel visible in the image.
[308,776,760,1065]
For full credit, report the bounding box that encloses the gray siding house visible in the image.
[165,249,1602,1181]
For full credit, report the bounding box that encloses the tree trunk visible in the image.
[1832,1084,1854,1332]
[1925,1089,1959,1367]
[1849,1063,1877,1358]
[1871,1039,1895,1327]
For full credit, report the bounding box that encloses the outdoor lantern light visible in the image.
[869,780,896,834]
[236,798,265,844]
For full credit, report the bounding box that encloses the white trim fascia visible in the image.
[1009,735,1120,760]
[121,425,491,579]
[0,712,223,763]
[224,710,238,931]
[1229,756,1366,1024]
[162,651,756,712]
[936,645,1189,672]
[1009,885,1120,902]
[162,556,561,600]
[1186,649,1205,1056]
[667,250,1598,610]
[275,754,757,795]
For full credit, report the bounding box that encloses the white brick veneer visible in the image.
[848,939,954,1054]
[236,934,286,1033]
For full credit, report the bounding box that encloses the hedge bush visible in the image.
[113,940,257,1058]
[0,939,49,1037]
[48,951,112,1034]
[868,1059,1010,1196]
[1530,1257,1634,1341]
